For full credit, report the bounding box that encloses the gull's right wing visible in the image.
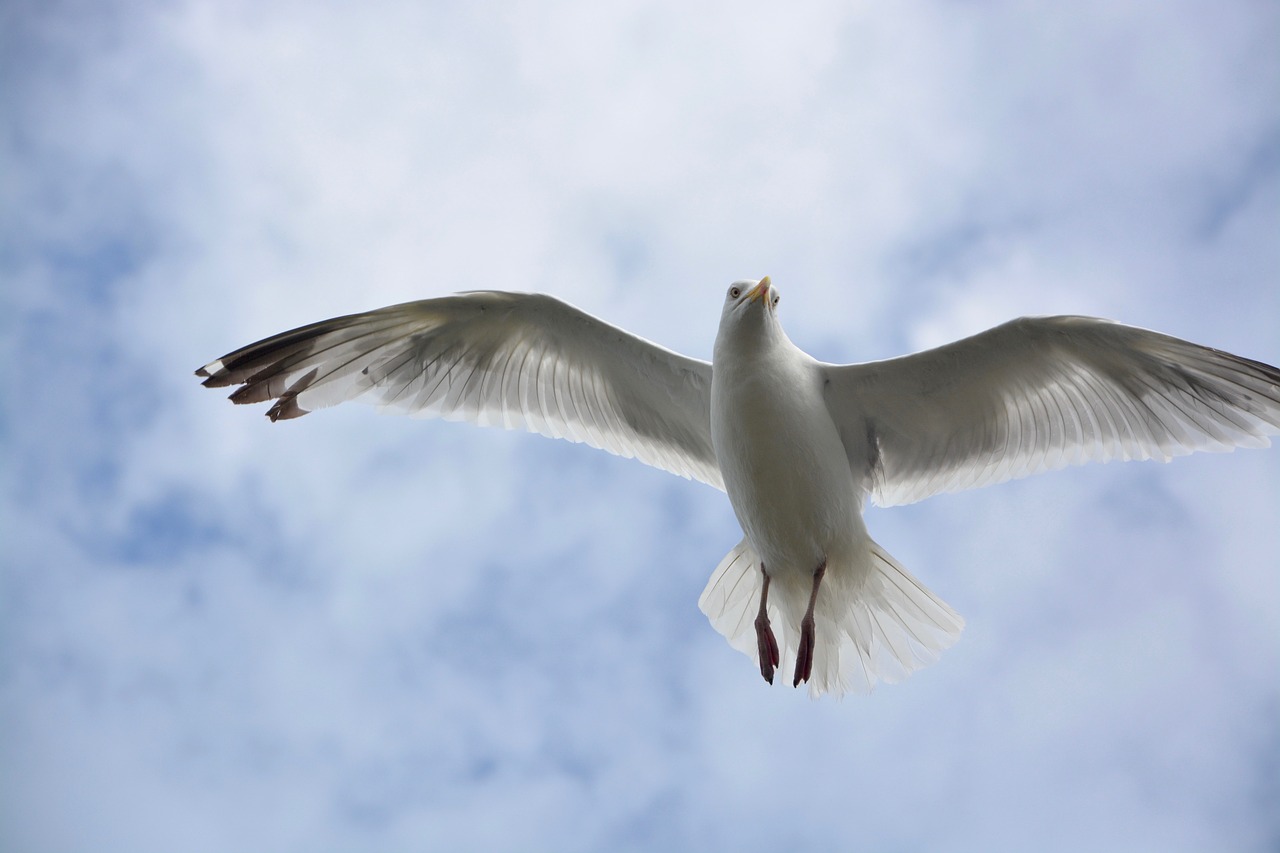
[197,291,724,490]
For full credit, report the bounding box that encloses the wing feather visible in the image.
[197,292,723,489]
[824,316,1280,506]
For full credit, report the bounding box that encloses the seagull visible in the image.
[197,278,1280,696]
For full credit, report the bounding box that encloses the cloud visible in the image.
[3,1,1278,851]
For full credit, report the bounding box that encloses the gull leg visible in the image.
[793,560,827,688]
[754,566,780,684]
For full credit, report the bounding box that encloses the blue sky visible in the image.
[3,1,1279,851]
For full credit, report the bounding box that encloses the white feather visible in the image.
[698,538,964,696]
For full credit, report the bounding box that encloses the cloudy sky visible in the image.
[3,1,1278,850]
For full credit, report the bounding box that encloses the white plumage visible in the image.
[197,278,1280,697]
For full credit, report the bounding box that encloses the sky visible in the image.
[2,1,1279,851]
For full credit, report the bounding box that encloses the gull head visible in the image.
[715,276,784,360]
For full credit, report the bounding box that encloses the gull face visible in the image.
[717,276,782,353]
[723,275,779,311]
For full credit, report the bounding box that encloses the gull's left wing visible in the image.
[823,316,1280,507]
[197,292,724,489]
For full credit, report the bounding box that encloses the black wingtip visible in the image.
[195,360,235,387]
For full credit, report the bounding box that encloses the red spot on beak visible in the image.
[746,276,772,304]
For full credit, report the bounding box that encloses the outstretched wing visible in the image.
[197,292,723,489]
[824,316,1280,506]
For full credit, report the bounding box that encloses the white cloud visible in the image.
[3,1,1278,851]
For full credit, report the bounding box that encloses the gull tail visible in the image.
[698,538,964,697]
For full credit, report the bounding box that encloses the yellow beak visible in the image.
[746,276,772,303]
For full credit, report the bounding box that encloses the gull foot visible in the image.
[754,568,779,684]
[793,559,827,688]
[755,612,780,684]
[793,613,816,687]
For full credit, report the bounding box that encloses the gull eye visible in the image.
[771,293,780,306]
[729,286,742,299]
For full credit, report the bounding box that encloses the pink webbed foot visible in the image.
[792,560,827,688]
[755,612,780,684]
[793,614,816,687]
[754,569,780,684]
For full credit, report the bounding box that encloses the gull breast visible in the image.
[711,353,862,578]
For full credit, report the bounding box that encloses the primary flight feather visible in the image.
[197,279,1280,696]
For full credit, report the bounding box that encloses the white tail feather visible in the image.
[698,538,964,697]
